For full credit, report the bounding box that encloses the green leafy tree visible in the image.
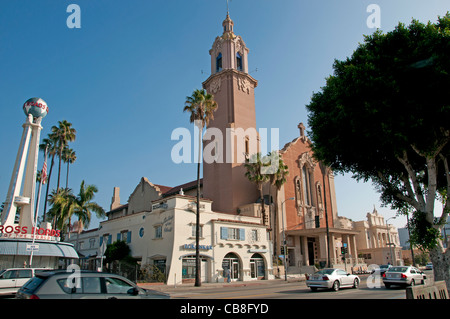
[306,14,450,289]
[105,240,131,264]
[183,88,218,287]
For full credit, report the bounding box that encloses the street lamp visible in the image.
[386,216,396,266]
[281,197,295,281]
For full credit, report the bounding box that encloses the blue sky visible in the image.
[0,0,448,230]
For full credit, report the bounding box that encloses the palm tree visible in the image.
[245,153,270,226]
[183,88,218,287]
[72,180,105,230]
[62,147,77,189]
[268,151,289,260]
[72,180,106,251]
[39,135,58,223]
[51,120,76,192]
[47,181,105,240]
[47,188,76,238]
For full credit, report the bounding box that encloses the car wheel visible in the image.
[353,278,359,289]
[332,280,340,291]
[310,287,317,292]
[384,283,391,289]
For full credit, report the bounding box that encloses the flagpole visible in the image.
[29,145,48,267]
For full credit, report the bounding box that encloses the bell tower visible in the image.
[202,14,259,214]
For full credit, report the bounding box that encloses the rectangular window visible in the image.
[155,225,162,239]
[89,238,96,248]
[221,227,245,240]
[251,229,259,242]
[191,224,203,238]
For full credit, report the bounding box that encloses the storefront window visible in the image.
[222,253,240,281]
[250,253,265,279]
[182,256,207,280]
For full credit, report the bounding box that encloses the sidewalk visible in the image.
[138,277,304,294]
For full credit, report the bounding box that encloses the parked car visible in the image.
[371,264,392,276]
[16,270,170,299]
[383,266,426,288]
[0,268,48,296]
[425,262,433,270]
[306,268,360,292]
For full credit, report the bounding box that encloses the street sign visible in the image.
[26,244,39,252]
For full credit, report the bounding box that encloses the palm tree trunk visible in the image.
[43,154,55,223]
[66,162,70,189]
[57,146,62,192]
[195,124,202,287]
[259,186,266,226]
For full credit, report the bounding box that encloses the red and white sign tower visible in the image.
[1,98,48,232]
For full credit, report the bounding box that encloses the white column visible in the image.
[20,117,43,229]
[1,115,33,226]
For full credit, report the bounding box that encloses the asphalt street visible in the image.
[147,270,435,299]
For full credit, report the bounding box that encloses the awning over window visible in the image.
[0,239,79,259]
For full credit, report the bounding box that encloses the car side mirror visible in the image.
[127,287,139,296]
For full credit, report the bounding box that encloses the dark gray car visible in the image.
[16,270,170,299]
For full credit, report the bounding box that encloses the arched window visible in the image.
[316,183,323,210]
[302,166,312,206]
[236,52,242,71]
[294,176,302,214]
[216,53,223,72]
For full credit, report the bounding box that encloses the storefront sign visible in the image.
[0,225,61,241]
[183,244,212,251]
[249,249,268,253]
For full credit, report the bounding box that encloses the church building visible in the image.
[71,13,371,284]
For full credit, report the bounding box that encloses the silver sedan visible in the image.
[306,268,360,291]
[383,266,427,288]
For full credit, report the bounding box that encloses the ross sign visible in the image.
[0,225,61,241]
[26,244,39,252]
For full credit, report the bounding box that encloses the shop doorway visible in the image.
[222,253,240,281]
[250,253,265,279]
[307,237,316,266]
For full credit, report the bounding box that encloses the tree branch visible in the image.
[396,150,426,210]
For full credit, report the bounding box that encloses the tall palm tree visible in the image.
[268,151,289,260]
[245,153,270,225]
[183,88,218,287]
[39,135,58,223]
[51,120,76,192]
[62,147,77,189]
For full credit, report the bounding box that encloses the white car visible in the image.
[0,268,47,296]
[383,266,427,288]
[306,268,360,291]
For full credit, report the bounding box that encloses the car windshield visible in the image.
[388,267,408,273]
[20,276,45,293]
[380,265,390,269]
[315,269,335,275]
